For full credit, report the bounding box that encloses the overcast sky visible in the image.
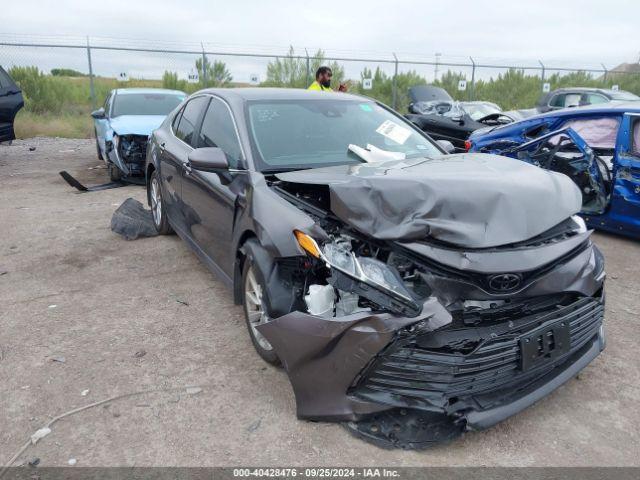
[1,0,638,82]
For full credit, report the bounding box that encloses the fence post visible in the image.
[86,36,96,110]
[392,53,398,110]
[469,56,476,101]
[305,49,310,88]
[201,43,208,87]
[539,60,545,90]
[601,63,608,83]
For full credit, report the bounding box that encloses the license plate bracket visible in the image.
[520,320,571,371]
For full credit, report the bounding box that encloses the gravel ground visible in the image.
[1,138,639,467]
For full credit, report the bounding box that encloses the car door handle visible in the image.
[182,160,192,174]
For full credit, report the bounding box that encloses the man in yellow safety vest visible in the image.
[308,66,347,92]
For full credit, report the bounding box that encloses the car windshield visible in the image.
[461,102,502,120]
[609,91,640,101]
[112,93,185,117]
[247,99,441,171]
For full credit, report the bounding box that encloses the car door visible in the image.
[94,92,113,153]
[607,113,640,234]
[0,67,24,143]
[502,127,608,215]
[180,95,245,276]
[157,95,209,231]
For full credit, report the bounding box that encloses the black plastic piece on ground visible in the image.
[59,170,127,192]
[110,198,158,240]
[343,408,463,449]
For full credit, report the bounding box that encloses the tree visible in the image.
[196,57,233,87]
[162,71,187,91]
[262,46,344,89]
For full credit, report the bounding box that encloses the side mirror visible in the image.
[91,108,105,119]
[436,140,455,154]
[188,147,229,171]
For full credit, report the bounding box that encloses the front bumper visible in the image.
[258,291,605,447]
[465,325,604,430]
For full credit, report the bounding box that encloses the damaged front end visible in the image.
[256,177,606,449]
[106,133,148,178]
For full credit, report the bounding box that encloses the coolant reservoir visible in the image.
[304,284,335,317]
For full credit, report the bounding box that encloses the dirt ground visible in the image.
[1,138,639,468]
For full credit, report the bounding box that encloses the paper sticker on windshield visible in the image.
[376,120,411,145]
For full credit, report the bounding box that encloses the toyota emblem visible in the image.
[488,273,522,292]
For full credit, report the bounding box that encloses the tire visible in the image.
[108,163,122,182]
[95,130,103,160]
[242,248,281,366]
[149,170,173,235]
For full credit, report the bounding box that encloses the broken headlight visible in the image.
[571,214,587,234]
[295,231,422,317]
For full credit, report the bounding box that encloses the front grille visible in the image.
[351,296,603,411]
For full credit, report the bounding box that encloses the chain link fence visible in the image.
[1,34,640,116]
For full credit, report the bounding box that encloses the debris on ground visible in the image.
[29,147,36,152]
[110,198,158,240]
[51,356,66,364]
[68,458,77,466]
[59,170,125,193]
[30,427,51,445]
[175,299,189,306]
[186,387,202,395]
[28,457,40,467]
[134,349,147,358]
[81,389,90,396]
[48,305,57,309]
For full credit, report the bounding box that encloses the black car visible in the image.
[145,88,605,449]
[0,66,24,143]
[536,87,640,113]
[405,86,521,151]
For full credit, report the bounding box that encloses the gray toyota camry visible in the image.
[145,88,606,448]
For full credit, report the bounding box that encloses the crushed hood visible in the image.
[276,153,582,248]
[109,115,166,136]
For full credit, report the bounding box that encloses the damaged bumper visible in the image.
[106,134,148,177]
[257,250,605,447]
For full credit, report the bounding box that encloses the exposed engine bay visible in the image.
[107,134,148,177]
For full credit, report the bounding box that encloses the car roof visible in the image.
[196,87,369,102]
[549,87,625,95]
[113,88,186,96]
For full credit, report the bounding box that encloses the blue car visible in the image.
[91,88,186,182]
[468,102,640,239]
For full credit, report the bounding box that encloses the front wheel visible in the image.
[149,171,172,235]
[242,254,280,366]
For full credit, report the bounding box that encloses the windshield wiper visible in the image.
[260,166,314,174]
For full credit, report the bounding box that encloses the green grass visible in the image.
[15,111,94,139]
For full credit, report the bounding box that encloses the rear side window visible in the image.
[585,94,608,105]
[175,96,209,147]
[197,97,242,168]
[563,93,581,108]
